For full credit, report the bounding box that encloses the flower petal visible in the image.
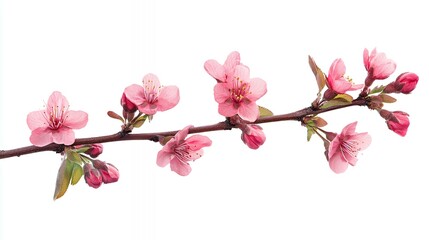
[157,150,173,167]
[214,83,230,103]
[52,128,75,145]
[124,84,146,106]
[204,60,226,82]
[170,158,192,176]
[329,151,349,173]
[247,78,267,101]
[47,91,69,112]
[142,73,161,90]
[63,110,88,129]
[224,51,241,73]
[29,128,53,147]
[185,135,212,151]
[157,86,180,112]
[174,125,192,142]
[238,101,259,122]
[27,110,48,130]
[218,100,237,117]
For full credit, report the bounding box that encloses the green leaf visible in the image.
[308,55,326,93]
[306,125,315,141]
[320,99,350,109]
[66,150,83,164]
[133,114,148,128]
[369,85,385,95]
[107,111,124,123]
[71,163,83,185]
[53,159,74,200]
[258,106,274,117]
[334,93,353,102]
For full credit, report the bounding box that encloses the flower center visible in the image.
[340,139,362,162]
[43,105,69,130]
[230,77,250,103]
[143,79,161,103]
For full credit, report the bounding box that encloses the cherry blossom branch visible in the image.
[0,98,367,160]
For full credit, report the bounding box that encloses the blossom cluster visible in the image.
[24,48,418,199]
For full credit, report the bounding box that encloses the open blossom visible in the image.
[27,91,88,147]
[328,122,371,174]
[204,51,241,83]
[326,58,363,94]
[363,48,396,84]
[386,111,410,137]
[124,73,180,115]
[241,124,266,149]
[383,72,419,94]
[214,65,267,122]
[157,125,212,176]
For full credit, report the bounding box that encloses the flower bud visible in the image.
[83,163,103,188]
[386,111,410,137]
[92,160,120,184]
[121,92,137,113]
[383,72,419,94]
[85,144,103,158]
[241,124,266,149]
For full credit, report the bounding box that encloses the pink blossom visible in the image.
[124,73,180,115]
[363,48,396,81]
[383,72,419,94]
[326,58,363,94]
[241,124,266,149]
[83,163,103,189]
[214,65,267,122]
[157,125,212,176]
[27,91,88,147]
[328,122,371,174]
[386,111,410,137]
[92,160,120,183]
[204,51,241,83]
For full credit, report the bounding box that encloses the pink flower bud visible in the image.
[395,72,419,94]
[83,163,103,188]
[121,92,137,113]
[84,144,103,158]
[386,111,410,137]
[92,160,120,183]
[241,124,266,149]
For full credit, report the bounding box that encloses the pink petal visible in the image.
[63,110,88,129]
[363,48,370,71]
[29,128,53,147]
[247,78,267,101]
[175,125,192,142]
[157,150,173,167]
[185,135,212,150]
[27,110,48,130]
[349,84,364,91]
[47,91,69,112]
[185,149,205,161]
[142,73,161,89]
[329,152,349,173]
[214,83,231,103]
[170,158,192,176]
[218,101,238,117]
[237,101,259,122]
[138,103,157,115]
[341,121,358,136]
[232,65,250,83]
[52,128,75,145]
[204,60,226,82]
[331,78,352,94]
[224,51,241,73]
[157,86,180,112]
[349,133,372,151]
[124,84,146,106]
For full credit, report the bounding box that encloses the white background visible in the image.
[1,0,428,239]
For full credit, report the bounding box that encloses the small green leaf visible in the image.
[71,163,83,185]
[308,55,326,93]
[107,111,124,123]
[258,106,274,117]
[306,125,315,141]
[334,93,353,103]
[320,99,350,109]
[133,114,148,128]
[53,159,74,200]
[369,85,385,95]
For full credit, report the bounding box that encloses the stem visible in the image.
[0,99,367,160]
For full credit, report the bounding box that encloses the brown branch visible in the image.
[0,99,367,159]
